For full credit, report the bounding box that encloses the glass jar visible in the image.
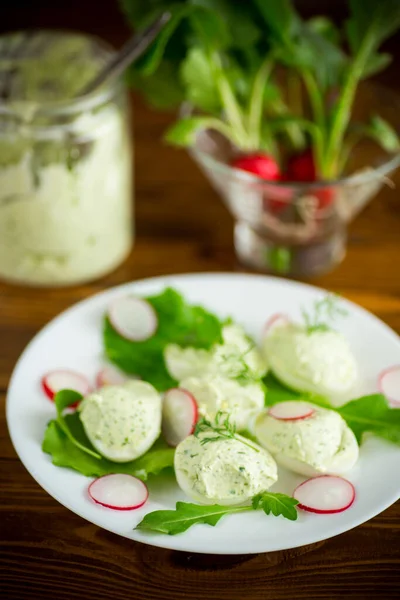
[0,31,133,286]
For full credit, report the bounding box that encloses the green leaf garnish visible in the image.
[43,413,175,480]
[104,287,224,391]
[54,390,101,459]
[194,411,259,452]
[301,294,347,334]
[263,372,331,408]
[337,393,400,445]
[252,491,299,521]
[136,491,298,535]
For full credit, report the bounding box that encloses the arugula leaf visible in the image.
[263,373,331,409]
[252,491,299,521]
[104,287,223,391]
[43,415,175,479]
[136,501,242,535]
[54,390,101,459]
[337,394,400,445]
[136,491,298,535]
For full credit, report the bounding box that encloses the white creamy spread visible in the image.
[179,375,265,431]
[79,381,161,462]
[164,323,268,382]
[255,402,359,477]
[174,432,277,505]
[263,323,357,399]
[0,106,132,285]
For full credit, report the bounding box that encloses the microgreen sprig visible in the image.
[194,411,259,452]
[301,294,348,334]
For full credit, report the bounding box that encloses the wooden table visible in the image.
[1,2,400,599]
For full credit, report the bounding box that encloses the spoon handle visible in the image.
[79,11,171,97]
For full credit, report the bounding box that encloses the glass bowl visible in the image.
[187,83,400,277]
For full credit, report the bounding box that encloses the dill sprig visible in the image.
[214,342,258,385]
[301,294,348,334]
[194,411,259,452]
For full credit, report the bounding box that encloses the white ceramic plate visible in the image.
[7,273,400,555]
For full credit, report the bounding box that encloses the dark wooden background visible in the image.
[1,2,400,599]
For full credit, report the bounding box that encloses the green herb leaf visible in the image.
[180,47,220,113]
[360,52,392,79]
[364,115,400,153]
[194,411,259,451]
[301,294,347,334]
[307,16,341,46]
[136,490,298,535]
[136,501,245,535]
[54,390,101,459]
[252,491,299,521]
[191,0,261,49]
[337,393,400,445]
[345,0,400,56]
[104,287,223,391]
[126,60,185,109]
[43,415,175,479]
[263,373,331,408]
[165,116,232,147]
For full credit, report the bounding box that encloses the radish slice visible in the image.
[378,365,400,406]
[264,313,290,337]
[108,296,157,342]
[88,474,148,510]
[268,401,315,421]
[162,388,198,447]
[42,370,91,401]
[294,475,355,514]
[96,366,129,388]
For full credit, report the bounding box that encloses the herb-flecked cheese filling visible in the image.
[79,381,161,462]
[174,432,278,505]
[255,402,359,477]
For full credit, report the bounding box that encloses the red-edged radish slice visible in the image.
[378,365,400,406]
[162,388,198,447]
[108,296,157,342]
[264,313,290,337]
[88,474,148,511]
[42,370,91,402]
[268,401,315,421]
[294,475,355,514]
[96,366,129,388]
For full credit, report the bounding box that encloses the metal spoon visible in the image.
[77,11,171,97]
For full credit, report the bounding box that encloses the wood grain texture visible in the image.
[1,2,400,599]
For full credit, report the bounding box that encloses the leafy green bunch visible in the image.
[120,0,400,179]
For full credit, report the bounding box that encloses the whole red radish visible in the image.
[286,149,334,210]
[232,153,281,181]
